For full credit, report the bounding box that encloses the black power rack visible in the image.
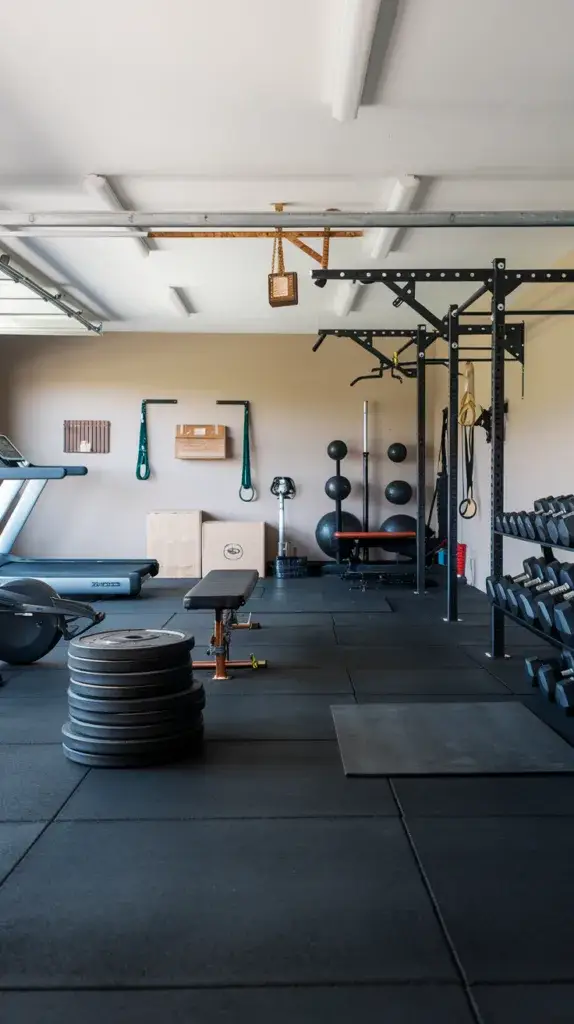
[312,259,574,659]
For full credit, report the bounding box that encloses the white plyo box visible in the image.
[146,510,202,578]
[201,520,266,578]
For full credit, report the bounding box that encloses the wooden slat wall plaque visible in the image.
[64,420,110,454]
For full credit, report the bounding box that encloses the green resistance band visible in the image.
[136,398,178,481]
[216,399,256,501]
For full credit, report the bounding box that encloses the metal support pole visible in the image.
[446,306,459,622]
[415,326,426,595]
[362,401,369,563]
[490,258,506,657]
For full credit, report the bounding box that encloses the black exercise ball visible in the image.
[380,514,417,557]
[385,479,413,505]
[325,475,351,501]
[315,510,362,559]
[327,439,348,462]
[380,514,435,561]
[387,442,407,463]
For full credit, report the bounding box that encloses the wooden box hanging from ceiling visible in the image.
[268,227,298,307]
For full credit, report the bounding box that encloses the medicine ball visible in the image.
[315,510,361,559]
[325,475,351,501]
[380,514,434,561]
[385,479,412,505]
[327,439,348,462]
[387,442,407,463]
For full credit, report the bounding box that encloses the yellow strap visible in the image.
[458,361,478,426]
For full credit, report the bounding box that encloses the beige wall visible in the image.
[3,333,436,563]
[432,279,574,590]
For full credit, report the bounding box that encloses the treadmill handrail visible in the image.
[0,466,87,480]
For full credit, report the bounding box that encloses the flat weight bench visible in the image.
[183,569,267,680]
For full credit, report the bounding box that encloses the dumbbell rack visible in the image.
[493,528,574,654]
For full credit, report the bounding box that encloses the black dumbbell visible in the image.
[503,560,562,616]
[538,651,574,701]
[535,569,574,634]
[534,498,574,543]
[556,675,574,713]
[553,594,574,648]
[514,511,537,539]
[557,509,574,548]
[489,557,550,608]
[520,564,574,631]
[524,655,556,687]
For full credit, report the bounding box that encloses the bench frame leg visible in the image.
[192,608,267,680]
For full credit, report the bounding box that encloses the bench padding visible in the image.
[183,569,259,611]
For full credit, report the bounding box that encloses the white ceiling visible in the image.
[1,0,574,334]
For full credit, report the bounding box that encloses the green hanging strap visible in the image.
[216,399,256,502]
[239,402,255,502]
[136,398,178,481]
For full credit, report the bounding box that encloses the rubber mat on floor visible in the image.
[331,701,574,775]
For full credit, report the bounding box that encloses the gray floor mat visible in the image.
[332,701,574,775]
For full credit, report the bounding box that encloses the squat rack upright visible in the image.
[312,258,574,657]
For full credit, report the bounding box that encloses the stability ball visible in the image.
[315,510,361,559]
[380,513,417,557]
[380,514,435,561]
[327,439,348,462]
[387,442,407,463]
[325,475,351,501]
[385,479,413,505]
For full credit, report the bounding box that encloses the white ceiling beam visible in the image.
[331,0,383,122]
[169,286,195,317]
[333,279,364,317]
[332,175,420,317]
[369,175,421,258]
[0,232,112,321]
[83,174,152,256]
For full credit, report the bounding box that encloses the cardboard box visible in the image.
[147,510,202,578]
[175,424,227,460]
[202,520,266,578]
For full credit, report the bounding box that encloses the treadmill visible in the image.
[0,435,159,596]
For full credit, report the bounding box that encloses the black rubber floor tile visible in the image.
[196,666,352,695]
[248,612,335,626]
[0,818,455,986]
[474,984,574,1023]
[190,627,336,648]
[521,694,574,747]
[473,657,535,694]
[197,645,343,669]
[0,668,70,698]
[0,745,86,820]
[342,646,474,670]
[357,694,516,704]
[229,627,337,647]
[349,668,509,696]
[204,694,354,740]
[408,817,574,982]
[0,697,67,744]
[333,612,400,626]
[463,644,554,675]
[395,775,574,817]
[58,740,396,820]
[84,612,177,632]
[0,822,44,885]
[0,986,474,1023]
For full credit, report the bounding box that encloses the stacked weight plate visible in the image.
[62,628,205,767]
